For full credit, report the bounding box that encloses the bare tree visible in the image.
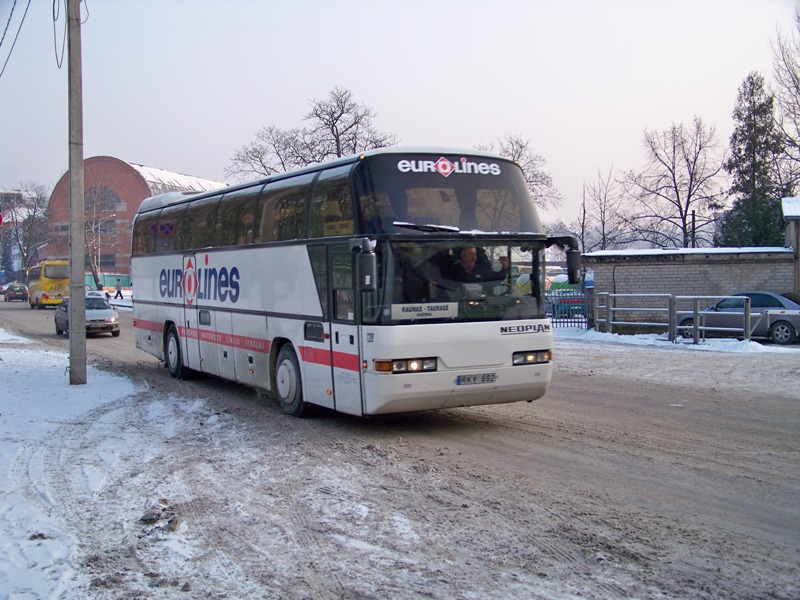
[83,183,126,289]
[574,165,629,252]
[771,8,800,192]
[1,182,50,275]
[227,87,398,181]
[479,133,562,211]
[622,118,726,248]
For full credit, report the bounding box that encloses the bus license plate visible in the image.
[456,373,497,385]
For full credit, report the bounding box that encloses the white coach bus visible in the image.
[131,148,580,417]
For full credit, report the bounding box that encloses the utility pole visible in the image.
[68,0,86,384]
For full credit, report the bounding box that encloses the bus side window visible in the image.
[154,205,184,253]
[182,196,220,250]
[132,211,159,255]
[256,175,313,243]
[216,187,261,247]
[309,167,354,238]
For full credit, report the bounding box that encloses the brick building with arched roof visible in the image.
[45,156,226,276]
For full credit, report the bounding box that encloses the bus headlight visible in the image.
[512,350,552,365]
[374,358,437,373]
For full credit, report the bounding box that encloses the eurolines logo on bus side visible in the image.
[159,254,240,305]
[397,156,502,178]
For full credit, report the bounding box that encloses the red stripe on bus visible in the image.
[133,319,165,332]
[133,320,269,353]
[134,322,358,369]
[332,350,360,372]
[179,327,270,353]
[301,345,331,366]
[301,345,360,372]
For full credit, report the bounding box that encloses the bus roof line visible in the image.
[136,147,516,214]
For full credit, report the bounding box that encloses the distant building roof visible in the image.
[782,197,800,220]
[129,163,226,196]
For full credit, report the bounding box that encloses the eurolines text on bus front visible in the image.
[396,156,502,178]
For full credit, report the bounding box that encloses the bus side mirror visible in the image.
[546,235,582,285]
[566,248,582,285]
[350,237,377,292]
[356,252,377,292]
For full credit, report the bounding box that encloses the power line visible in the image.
[53,0,66,68]
[0,0,19,53]
[0,0,31,80]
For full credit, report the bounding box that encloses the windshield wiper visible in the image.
[392,221,461,233]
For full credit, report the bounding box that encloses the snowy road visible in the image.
[0,301,798,599]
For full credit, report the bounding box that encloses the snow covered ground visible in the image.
[0,315,798,598]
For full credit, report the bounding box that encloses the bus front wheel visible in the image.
[165,326,187,379]
[275,345,310,417]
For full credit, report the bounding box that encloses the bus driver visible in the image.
[447,246,506,282]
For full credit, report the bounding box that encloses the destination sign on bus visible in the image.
[390,302,458,320]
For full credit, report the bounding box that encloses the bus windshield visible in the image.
[43,264,70,280]
[353,154,543,235]
[363,240,545,324]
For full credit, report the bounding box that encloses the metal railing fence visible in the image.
[593,292,753,343]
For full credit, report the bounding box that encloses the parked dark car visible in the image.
[677,291,800,345]
[3,282,28,302]
[54,295,121,337]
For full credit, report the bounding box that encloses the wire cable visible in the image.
[0,0,31,80]
[53,0,66,68]
[0,0,19,53]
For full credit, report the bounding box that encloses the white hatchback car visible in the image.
[54,295,121,337]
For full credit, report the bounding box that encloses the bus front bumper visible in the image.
[362,362,553,415]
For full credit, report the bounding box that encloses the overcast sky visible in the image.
[0,0,795,222]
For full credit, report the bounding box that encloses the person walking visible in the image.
[114,278,124,299]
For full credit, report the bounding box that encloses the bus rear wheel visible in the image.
[275,345,310,417]
[165,326,188,379]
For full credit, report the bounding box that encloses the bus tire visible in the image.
[275,345,310,417]
[165,325,187,379]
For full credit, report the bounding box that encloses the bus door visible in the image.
[181,254,203,372]
[328,246,363,416]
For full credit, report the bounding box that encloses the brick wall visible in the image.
[584,249,796,327]
[47,156,151,275]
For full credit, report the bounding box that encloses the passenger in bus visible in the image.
[446,246,505,282]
